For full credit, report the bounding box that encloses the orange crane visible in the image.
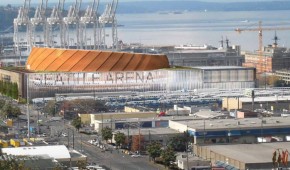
[235,21,290,73]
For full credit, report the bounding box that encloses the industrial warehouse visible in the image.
[0,47,256,100]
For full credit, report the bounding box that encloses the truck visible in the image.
[29,127,36,134]
[49,117,63,121]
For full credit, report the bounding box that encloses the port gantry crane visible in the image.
[63,0,82,49]
[14,0,31,53]
[99,0,118,50]
[47,0,65,48]
[235,21,290,73]
[80,0,99,49]
[30,0,48,48]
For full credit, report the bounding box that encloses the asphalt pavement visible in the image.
[76,139,163,170]
[13,103,164,170]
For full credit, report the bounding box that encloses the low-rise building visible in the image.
[275,69,290,85]
[243,45,290,73]
[92,115,196,132]
[2,145,87,167]
[176,154,211,170]
[222,95,290,113]
[166,45,244,67]
[169,117,290,145]
[195,142,290,169]
[112,127,180,147]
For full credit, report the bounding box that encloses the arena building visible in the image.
[0,47,256,100]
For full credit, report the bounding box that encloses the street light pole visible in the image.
[26,79,30,139]
[260,117,264,142]
[203,119,206,144]
[186,121,189,170]
[138,122,141,155]
[37,110,40,135]
[80,133,83,152]
[67,130,70,149]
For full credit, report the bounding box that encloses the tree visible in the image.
[0,154,29,170]
[69,99,108,113]
[101,127,113,143]
[168,135,186,152]
[1,102,21,118]
[0,99,6,108]
[71,117,82,131]
[12,83,18,99]
[43,100,57,116]
[76,160,86,170]
[161,146,176,168]
[168,131,193,152]
[274,79,290,87]
[114,131,126,148]
[131,134,144,152]
[147,142,162,162]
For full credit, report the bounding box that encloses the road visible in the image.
[15,104,162,170]
[61,129,162,170]
[76,140,161,170]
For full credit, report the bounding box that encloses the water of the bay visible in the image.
[19,10,290,52]
[116,10,290,51]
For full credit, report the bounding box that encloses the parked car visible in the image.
[38,133,47,137]
[62,133,68,137]
[131,154,141,158]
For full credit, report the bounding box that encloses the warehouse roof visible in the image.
[174,117,290,131]
[193,66,252,70]
[204,142,290,163]
[234,95,290,103]
[2,145,71,159]
[26,47,170,72]
[113,127,179,136]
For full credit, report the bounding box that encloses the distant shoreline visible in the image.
[2,1,290,13]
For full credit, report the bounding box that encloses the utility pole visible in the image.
[37,110,40,135]
[127,124,130,149]
[81,133,83,152]
[138,122,141,155]
[203,119,206,144]
[149,130,151,144]
[67,130,70,149]
[26,76,30,139]
[186,121,189,170]
[251,90,255,111]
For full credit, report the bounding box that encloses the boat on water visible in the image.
[174,44,216,50]
[241,20,249,23]
[173,11,183,14]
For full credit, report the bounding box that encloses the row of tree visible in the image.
[0,99,21,119]
[0,80,18,100]
[99,126,191,168]
[43,99,108,117]
[100,126,191,151]
[147,142,176,168]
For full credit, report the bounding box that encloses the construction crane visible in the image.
[63,0,82,49]
[80,0,99,49]
[99,0,118,50]
[14,0,31,53]
[47,0,65,48]
[30,0,48,48]
[235,21,290,73]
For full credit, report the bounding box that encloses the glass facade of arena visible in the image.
[26,68,256,99]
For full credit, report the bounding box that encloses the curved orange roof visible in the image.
[26,47,170,72]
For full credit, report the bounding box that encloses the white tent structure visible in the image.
[2,145,70,161]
